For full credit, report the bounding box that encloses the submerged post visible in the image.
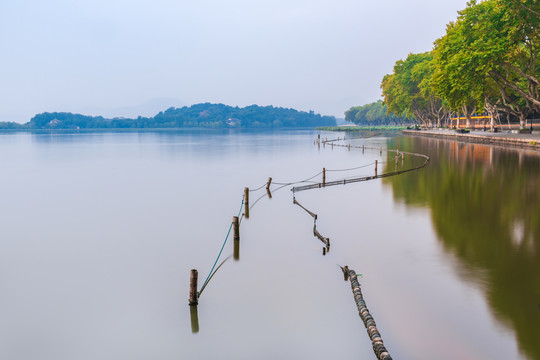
[375,160,378,176]
[266,177,272,190]
[362,145,365,154]
[348,144,351,151]
[189,269,198,305]
[322,168,326,187]
[244,187,249,218]
[380,147,382,156]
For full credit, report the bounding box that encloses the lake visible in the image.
[0,130,538,360]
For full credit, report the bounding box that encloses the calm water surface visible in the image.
[0,130,538,360]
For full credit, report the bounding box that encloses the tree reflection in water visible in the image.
[384,136,540,360]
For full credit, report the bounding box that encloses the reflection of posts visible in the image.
[189,304,199,334]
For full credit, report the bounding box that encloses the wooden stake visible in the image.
[375,160,378,175]
[233,216,239,241]
[322,168,326,187]
[323,247,326,255]
[266,177,272,190]
[189,269,198,305]
[348,144,351,151]
[362,145,365,153]
[244,187,249,219]
[380,147,382,156]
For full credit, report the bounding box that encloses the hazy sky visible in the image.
[0,0,468,122]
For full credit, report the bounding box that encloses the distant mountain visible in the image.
[2,103,336,130]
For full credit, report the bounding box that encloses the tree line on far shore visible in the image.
[349,0,538,129]
[0,103,336,130]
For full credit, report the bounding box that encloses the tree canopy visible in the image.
[380,0,539,129]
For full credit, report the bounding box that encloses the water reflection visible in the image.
[384,136,540,360]
[189,305,200,334]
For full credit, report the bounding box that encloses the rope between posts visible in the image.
[198,195,244,297]
[326,162,375,172]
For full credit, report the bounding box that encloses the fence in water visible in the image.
[190,134,430,358]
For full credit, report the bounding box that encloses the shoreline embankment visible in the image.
[403,129,540,151]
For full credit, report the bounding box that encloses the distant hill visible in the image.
[1,103,336,130]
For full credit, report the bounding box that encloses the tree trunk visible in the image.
[519,114,527,129]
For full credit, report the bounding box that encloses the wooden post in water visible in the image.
[362,145,365,154]
[380,147,382,156]
[348,144,351,151]
[266,177,272,190]
[244,187,249,219]
[233,215,240,260]
[395,155,398,169]
[343,265,349,281]
[375,160,378,176]
[233,216,240,241]
[322,168,326,187]
[189,269,198,305]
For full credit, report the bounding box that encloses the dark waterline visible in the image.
[0,130,537,360]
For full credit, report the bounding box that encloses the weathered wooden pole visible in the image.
[380,147,382,156]
[266,177,272,190]
[233,216,240,241]
[362,145,365,153]
[348,144,351,151]
[244,187,249,219]
[189,269,198,305]
[323,247,326,255]
[375,160,378,176]
[233,215,240,261]
[322,168,326,187]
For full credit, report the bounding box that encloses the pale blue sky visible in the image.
[0,0,468,122]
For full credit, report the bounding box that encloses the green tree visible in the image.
[433,0,539,128]
[381,52,447,127]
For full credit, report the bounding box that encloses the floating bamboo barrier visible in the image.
[344,267,392,360]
